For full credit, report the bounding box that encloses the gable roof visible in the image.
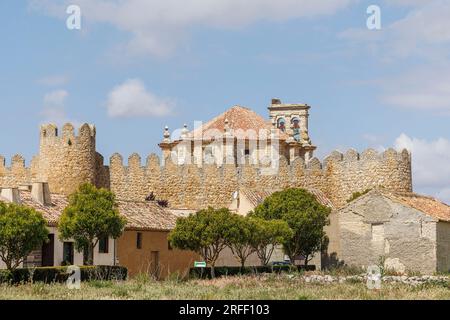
[19,191,68,227]
[117,200,177,231]
[345,189,450,223]
[383,190,450,223]
[1,191,178,231]
[188,105,289,140]
[240,187,335,210]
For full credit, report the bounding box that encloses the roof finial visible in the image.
[181,124,189,139]
[163,126,171,143]
[224,118,232,137]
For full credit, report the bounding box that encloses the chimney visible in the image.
[31,182,52,206]
[0,188,21,204]
[271,98,282,105]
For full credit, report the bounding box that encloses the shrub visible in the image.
[189,265,316,279]
[0,202,49,270]
[0,265,127,285]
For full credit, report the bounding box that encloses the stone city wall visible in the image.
[109,148,412,209]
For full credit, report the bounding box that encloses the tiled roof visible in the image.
[1,191,178,231]
[380,190,450,223]
[117,200,178,231]
[188,106,289,140]
[20,191,68,227]
[240,187,335,209]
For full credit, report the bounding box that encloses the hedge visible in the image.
[189,265,316,279]
[0,265,128,285]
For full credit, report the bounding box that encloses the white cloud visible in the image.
[339,1,450,112]
[29,0,354,57]
[380,65,450,111]
[394,133,450,203]
[340,0,450,60]
[37,75,69,87]
[41,89,72,125]
[106,79,174,118]
[384,0,433,8]
[43,89,68,107]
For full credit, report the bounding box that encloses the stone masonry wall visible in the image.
[36,123,99,195]
[109,148,412,209]
[0,123,412,207]
[338,193,438,274]
[0,124,109,196]
[0,154,36,188]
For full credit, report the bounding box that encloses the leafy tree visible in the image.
[227,215,257,268]
[252,188,330,266]
[249,218,293,266]
[58,183,127,265]
[0,202,49,271]
[169,207,234,278]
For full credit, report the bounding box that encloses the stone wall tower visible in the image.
[37,123,98,195]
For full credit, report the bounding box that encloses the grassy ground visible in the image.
[0,273,449,300]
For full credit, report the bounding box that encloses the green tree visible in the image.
[0,202,49,271]
[58,183,127,265]
[252,188,330,266]
[169,207,234,278]
[249,218,293,266]
[227,215,257,268]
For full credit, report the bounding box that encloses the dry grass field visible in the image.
[0,273,449,300]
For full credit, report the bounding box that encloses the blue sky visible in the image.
[1,0,450,202]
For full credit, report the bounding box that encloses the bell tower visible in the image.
[268,99,316,162]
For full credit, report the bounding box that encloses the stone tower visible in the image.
[268,99,316,161]
[37,123,98,195]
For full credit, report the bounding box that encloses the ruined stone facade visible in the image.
[0,102,413,210]
[333,190,450,274]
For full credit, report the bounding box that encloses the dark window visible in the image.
[63,242,74,265]
[277,118,286,132]
[99,237,109,254]
[41,234,55,267]
[168,241,173,251]
[137,232,143,249]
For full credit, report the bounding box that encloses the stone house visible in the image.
[0,183,198,278]
[331,189,450,274]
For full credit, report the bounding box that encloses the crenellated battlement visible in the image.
[108,148,410,174]
[0,120,412,208]
[107,148,412,209]
[0,154,38,188]
[36,123,100,195]
[40,123,96,147]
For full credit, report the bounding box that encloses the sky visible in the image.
[0,0,450,203]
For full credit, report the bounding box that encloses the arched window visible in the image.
[291,117,300,142]
[277,118,286,132]
[291,117,300,128]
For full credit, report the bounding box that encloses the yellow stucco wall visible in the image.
[117,230,199,279]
